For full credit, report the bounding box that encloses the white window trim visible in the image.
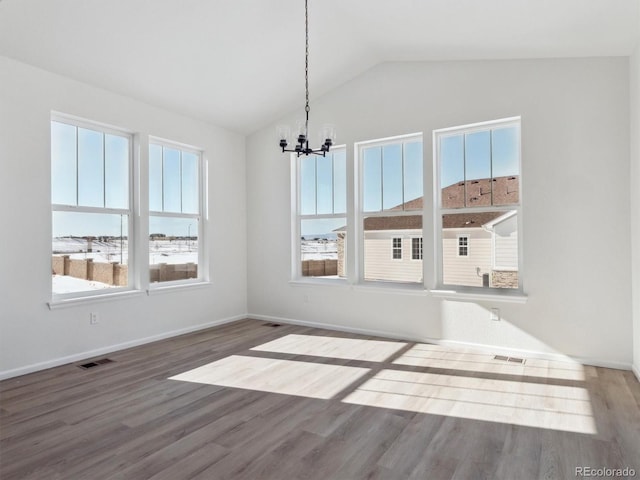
[411,236,423,261]
[392,237,403,260]
[457,235,469,257]
[355,133,423,285]
[291,146,348,281]
[433,116,525,296]
[50,113,136,303]
[147,137,207,288]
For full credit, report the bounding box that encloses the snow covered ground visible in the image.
[53,238,198,265]
[301,240,337,261]
[52,237,198,294]
[52,274,114,293]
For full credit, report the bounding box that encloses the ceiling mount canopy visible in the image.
[277,0,335,157]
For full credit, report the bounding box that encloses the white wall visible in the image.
[0,57,247,378]
[247,58,632,367]
[631,37,640,376]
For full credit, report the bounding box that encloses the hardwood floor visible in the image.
[1,318,639,480]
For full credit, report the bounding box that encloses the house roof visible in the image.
[340,177,518,232]
[442,175,519,208]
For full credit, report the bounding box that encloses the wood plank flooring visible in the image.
[1,318,639,480]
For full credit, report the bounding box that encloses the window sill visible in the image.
[147,281,211,295]
[429,289,528,304]
[354,282,427,296]
[48,289,145,310]
[289,278,350,288]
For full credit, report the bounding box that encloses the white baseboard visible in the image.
[248,313,633,371]
[632,364,640,383]
[0,314,246,381]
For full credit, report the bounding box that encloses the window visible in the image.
[392,238,402,259]
[412,237,423,260]
[149,141,203,285]
[295,147,347,278]
[358,134,423,283]
[51,117,133,298]
[458,236,469,256]
[434,117,521,291]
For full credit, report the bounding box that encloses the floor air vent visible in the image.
[264,323,281,328]
[79,358,114,369]
[493,355,525,364]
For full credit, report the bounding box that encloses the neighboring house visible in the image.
[336,176,519,287]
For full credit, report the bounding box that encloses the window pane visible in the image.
[149,144,163,212]
[412,237,423,260]
[442,211,518,289]
[77,128,104,207]
[51,121,77,205]
[363,147,382,212]
[300,217,346,278]
[163,148,181,212]
[363,215,422,283]
[464,131,491,207]
[300,156,316,215]
[52,211,129,294]
[440,135,464,208]
[403,142,423,209]
[316,154,333,215]
[181,152,199,214]
[333,149,347,214]
[492,126,520,206]
[149,216,199,283]
[105,134,129,209]
[382,144,402,210]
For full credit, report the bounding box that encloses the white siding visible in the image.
[364,231,423,283]
[442,228,492,287]
[494,215,518,270]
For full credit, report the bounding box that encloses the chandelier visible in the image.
[278,0,335,157]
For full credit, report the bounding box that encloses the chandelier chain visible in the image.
[278,0,332,157]
[304,0,310,132]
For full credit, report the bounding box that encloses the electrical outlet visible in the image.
[89,312,99,325]
[490,308,500,321]
[303,294,310,303]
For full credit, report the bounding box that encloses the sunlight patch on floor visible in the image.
[250,334,408,362]
[169,355,369,399]
[393,344,586,381]
[342,369,596,434]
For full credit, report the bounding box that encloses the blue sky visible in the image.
[52,122,198,238]
[440,125,519,188]
[300,127,518,237]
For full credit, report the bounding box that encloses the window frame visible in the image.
[148,137,206,289]
[50,113,135,302]
[457,235,469,257]
[291,146,348,282]
[392,237,403,260]
[433,116,523,295]
[356,132,424,285]
[411,237,423,261]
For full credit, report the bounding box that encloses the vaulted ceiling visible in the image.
[1,0,638,134]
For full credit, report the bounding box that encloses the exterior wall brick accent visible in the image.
[92,261,115,285]
[337,233,345,277]
[157,263,197,282]
[491,270,518,288]
[51,256,199,286]
[52,256,65,275]
[301,259,338,277]
[68,259,89,280]
[113,264,128,286]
